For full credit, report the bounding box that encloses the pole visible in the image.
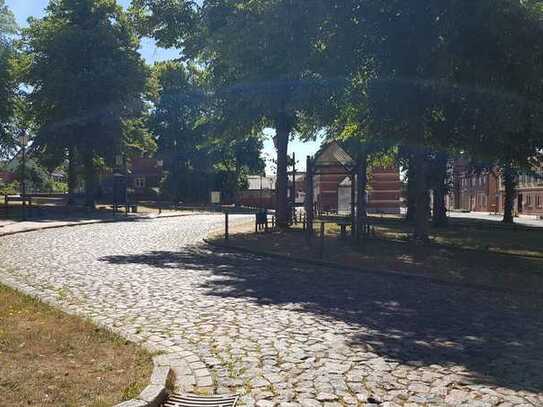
[21,138,27,221]
[304,156,314,245]
[225,211,229,240]
[350,172,356,239]
[292,153,296,224]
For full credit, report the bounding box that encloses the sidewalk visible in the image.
[449,210,543,227]
[0,211,199,237]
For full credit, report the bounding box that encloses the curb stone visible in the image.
[113,355,172,407]
[0,211,210,238]
[204,238,541,298]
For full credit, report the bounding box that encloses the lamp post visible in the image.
[18,130,29,220]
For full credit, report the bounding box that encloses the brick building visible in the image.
[313,142,401,215]
[497,171,543,216]
[457,169,500,213]
[452,162,543,216]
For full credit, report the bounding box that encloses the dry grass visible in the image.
[213,217,543,294]
[0,284,153,407]
[365,216,543,258]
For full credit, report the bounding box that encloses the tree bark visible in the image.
[304,156,314,244]
[406,155,417,222]
[67,146,76,206]
[83,153,96,209]
[502,165,516,224]
[413,151,430,242]
[432,152,449,227]
[275,115,291,230]
[356,153,369,241]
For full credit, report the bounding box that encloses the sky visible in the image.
[6,0,323,174]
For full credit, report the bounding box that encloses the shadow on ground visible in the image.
[100,245,543,394]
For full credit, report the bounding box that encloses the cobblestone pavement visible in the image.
[1,215,542,407]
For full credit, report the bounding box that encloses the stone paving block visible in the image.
[139,384,167,407]
[150,365,171,386]
[1,215,542,407]
[113,400,148,407]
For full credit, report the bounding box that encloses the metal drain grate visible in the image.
[163,393,239,407]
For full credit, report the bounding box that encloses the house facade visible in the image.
[313,142,401,215]
[129,158,163,197]
[452,161,543,216]
[497,172,543,216]
[457,170,500,213]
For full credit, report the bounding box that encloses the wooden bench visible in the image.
[112,202,138,214]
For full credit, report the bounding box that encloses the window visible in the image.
[527,194,532,207]
[134,177,145,188]
[536,194,542,208]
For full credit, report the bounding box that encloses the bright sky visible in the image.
[6,0,323,174]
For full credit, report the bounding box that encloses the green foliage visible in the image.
[122,118,157,159]
[132,0,336,225]
[22,0,148,203]
[148,60,264,202]
[0,0,17,155]
[0,180,18,195]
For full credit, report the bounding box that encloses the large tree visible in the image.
[23,0,148,206]
[132,0,333,228]
[148,60,205,201]
[0,0,17,155]
[321,0,543,235]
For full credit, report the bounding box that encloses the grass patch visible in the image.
[365,216,543,258]
[213,216,543,294]
[0,284,153,407]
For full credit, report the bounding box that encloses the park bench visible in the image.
[112,202,138,214]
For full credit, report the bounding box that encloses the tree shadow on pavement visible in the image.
[99,244,543,395]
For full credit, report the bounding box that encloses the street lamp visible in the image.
[18,130,29,220]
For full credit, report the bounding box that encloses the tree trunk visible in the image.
[275,116,291,230]
[304,156,314,244]
[67,146,76,206]
[83,153,96,209]
[356,153,369,241]
[502,165,516,224]
[413,151,430,242]
[432,152,449,227]
[406,155,417,222]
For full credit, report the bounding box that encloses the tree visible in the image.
[0,0,16,156]
[23,0,148,207]
[148,60,206,201]
[443,1,543,223]
[132,0,334,229]
[207,133,265,204]
[322,0,543,233]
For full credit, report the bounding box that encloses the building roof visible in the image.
[130,158,163,177]
[314,141,355,170]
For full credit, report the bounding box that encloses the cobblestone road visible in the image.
[1,215,542,407]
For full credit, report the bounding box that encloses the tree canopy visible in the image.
[0,0,17,155]
[22,0,148,205]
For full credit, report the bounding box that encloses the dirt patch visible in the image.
[211,222,543,295]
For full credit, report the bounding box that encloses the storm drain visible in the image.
[163,393,239,407]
